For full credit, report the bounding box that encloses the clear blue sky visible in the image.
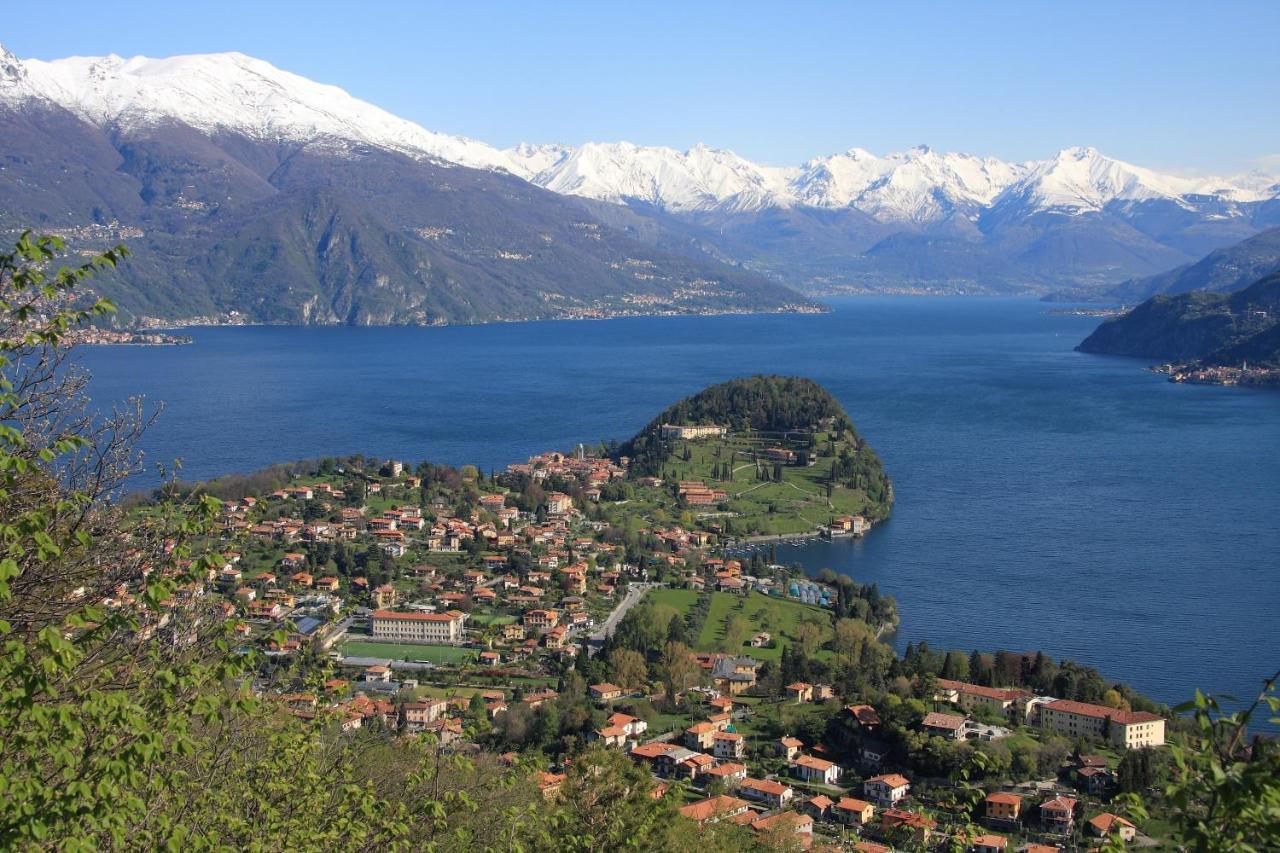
[5,0,1278,173]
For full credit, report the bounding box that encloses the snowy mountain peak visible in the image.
[1,46,517,173]
[0,43,29,89]
[0,45,1274,221]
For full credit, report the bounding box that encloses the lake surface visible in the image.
[77,298,1280,713]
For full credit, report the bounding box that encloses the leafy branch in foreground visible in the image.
[1164,670,1280,852]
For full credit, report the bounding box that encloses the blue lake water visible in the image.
[77,298,1280,712]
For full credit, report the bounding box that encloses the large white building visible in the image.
[370,609,467,644]
[1037,699,1165,749]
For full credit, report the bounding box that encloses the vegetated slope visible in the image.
[0,106,813,325]
[621,376,892,516]
[1094,226,1280,304]
[634,375,854,436]
[1077,271,1280,365]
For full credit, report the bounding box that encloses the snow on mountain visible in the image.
[999,146,1277,215]
[1,44,1275,223]
[791,146,1028,222]
[507,141,796,212]
[0,44,516,173]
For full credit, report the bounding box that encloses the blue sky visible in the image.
[6,0,1278,173]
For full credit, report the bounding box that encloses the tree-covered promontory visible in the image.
[620,376,893,532]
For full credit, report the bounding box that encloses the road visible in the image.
[589,582,659,646]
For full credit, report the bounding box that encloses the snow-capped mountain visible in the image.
[0,44,515,172]
[505,141,796,213]
[2,44,1273,224]
[995,145,1275,216]
[2,43,1278,304]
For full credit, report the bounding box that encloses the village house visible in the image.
[702,762,748,788]
[792,754,841,786]
[785,681,814,703]
[833,796,875,827]
[739,777,794,810]
[402,699,448,732]
[749,811,813,848]
[845,703,882,730]
[712,731,745,760]
[864,773,911,807]
[678,795,752,826]
[749,632,771,648]
[655,747,715,780]
[589,683,623,703]
[545,492,573,514]
[803,794,833,821]
[881,809,935,846]
[983,791,1022,827]
[1039,795,1077,834]
[778,736,804,761]
[589,724,630,749]
[607,712,648,738]
[712,656,761,695]
[1088,813,1137,843]
[972,833,1009,853]
[685,721,717,751]
[372,583,398,609]
[922,710,968,740]
[544,624,569,649]
[535,771,565,801]
[523,609,559,632]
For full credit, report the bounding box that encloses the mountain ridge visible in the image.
[3,43,1279,305]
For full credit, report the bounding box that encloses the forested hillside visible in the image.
[1077,271,1280,366]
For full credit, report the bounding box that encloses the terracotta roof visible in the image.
[985,791,1022,806]
[867,773,910,788]
[795,755,836,771]
[630,742,677,760]
[750,811,811,833]
[1089,813,1135,833]
[973,834,1008,849]
[741,777,791,797]
[1045,698,1163,724]
[937,678,1028,701]
[371,609,461,622]
[922,711,966,730]
[1041,795,1077,813]
[704,762,747,777]
[836,797,872,812]
[679,794,750,823]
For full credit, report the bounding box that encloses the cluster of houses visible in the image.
[569,671,1161,850]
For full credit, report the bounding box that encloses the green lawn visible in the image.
[622,430,886,537]
[646,588,700,612]
[468,613,518,627]
[644,588,833,661]
[339,640,474,664]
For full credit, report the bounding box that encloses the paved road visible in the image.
[590,582,659,644]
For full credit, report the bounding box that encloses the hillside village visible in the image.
[141,412,1177,850]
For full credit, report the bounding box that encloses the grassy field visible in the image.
[646,588,833,661]
[468,613,518,627]
[339,640,473,664]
